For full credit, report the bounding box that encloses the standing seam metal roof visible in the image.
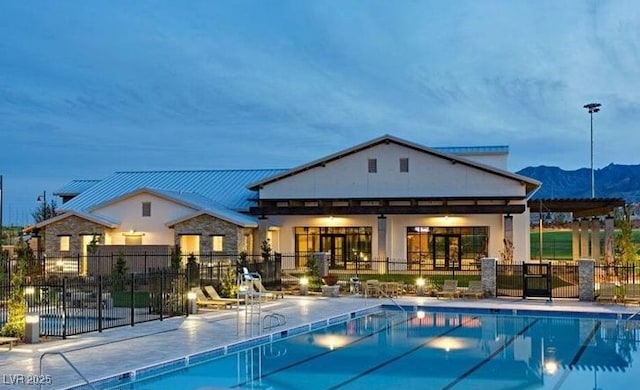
[58,169,288,213]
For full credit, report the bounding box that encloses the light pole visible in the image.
[37,190,47,219]
[583,103,601,198]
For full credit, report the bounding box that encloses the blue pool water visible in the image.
[104,307,640,389]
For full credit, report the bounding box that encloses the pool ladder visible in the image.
[623,308,640,329]
[39,351,96,390]
[262,312,286,332]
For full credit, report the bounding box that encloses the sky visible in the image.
[1,1,640,226]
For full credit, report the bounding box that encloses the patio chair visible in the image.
[596,283,618,304]
[190,287,233,309]
[623,284,640,305]
[461,280,484,299]
[364,280,382,298]
[436,280,460,299]
[203,285,245,305]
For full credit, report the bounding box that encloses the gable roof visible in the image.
[89,187,259,227]
[248,134,540,196]
[58,169,288,214]
[26,210,120,231]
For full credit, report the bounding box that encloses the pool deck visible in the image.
[1,295,639,390]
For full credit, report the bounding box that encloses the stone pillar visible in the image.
[580,219,590,259]
[604,216,615,266]
[578,258,595,301]
[503,215,513,244]
[591,218,601,263]
[572,219,580,261]
[481,257,497,298]
[377,215,387,261]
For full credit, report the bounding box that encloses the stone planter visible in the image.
[321,285,341,297]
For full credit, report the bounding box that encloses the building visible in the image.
[26,135,540,275]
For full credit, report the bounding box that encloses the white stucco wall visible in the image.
[266,212,524,262]
[93,193,197,245]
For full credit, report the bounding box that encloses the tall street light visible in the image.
[583,103,601,198]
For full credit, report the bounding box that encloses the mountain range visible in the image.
[517,164,640,202]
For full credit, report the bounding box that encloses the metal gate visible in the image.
[523,262,552,300]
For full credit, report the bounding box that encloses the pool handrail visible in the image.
[39,351,96,390]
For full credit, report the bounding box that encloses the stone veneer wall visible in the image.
[578,258,595,301]
[172,214,246,253]
[480,257,497,297]
[44,215,106,255]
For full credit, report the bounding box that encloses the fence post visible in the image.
[98,275,103,332]
[77,254,81,275]
[160,270,165,322]
[62,278,67,340]
[130,272,135,326]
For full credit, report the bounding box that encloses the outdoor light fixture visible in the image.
[187,291,197,315]
[25,313,40,344]
[583,102,601,198]
[299,276,309,295]
[416,277,426,296]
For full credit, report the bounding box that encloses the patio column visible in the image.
[604,215,615,266]
[503,215,513,244]
[591,218,601,263]
[580,219,590,259]
[572,219,580,261]
[377,215,387,262]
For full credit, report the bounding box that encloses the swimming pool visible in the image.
[99,306,640,389]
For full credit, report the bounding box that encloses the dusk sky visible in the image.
[2,1,640,226]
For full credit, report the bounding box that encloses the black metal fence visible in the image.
[595,265,638,285]
[496,263,579,299]
[41,252,282,288]
[0,270,186,339]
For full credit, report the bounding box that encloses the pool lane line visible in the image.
[227,311,414,389]
[327,316,482,390]
[441,318,540,390]
[550,320,601,390]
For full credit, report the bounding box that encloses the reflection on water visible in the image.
[127,310,640,389]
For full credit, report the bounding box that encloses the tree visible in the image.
[261,239,272,263]
[615,206,638,266]
[1,240,29,338]
[111,250,128,292]
[32,199,57,223]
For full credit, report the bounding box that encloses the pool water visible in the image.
[108,308,640,389]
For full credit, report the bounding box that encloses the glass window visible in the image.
[125,235,142,245]
[142,202,151,217]
[59,236,70,251]
[368,158,377,173]
[212,235,224,252]
[400,158,409,172]
[407,226,488,269]
[295,226,372,269]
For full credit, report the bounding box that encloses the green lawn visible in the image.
[530,228,640,261]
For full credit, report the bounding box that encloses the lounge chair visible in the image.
[436,280,460,299]
[202,285,245,305]
[461,280,484,299]
[190,287,234,309]
[252,279,284,300]
[596,283,618,304]
[623,284,640,305]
